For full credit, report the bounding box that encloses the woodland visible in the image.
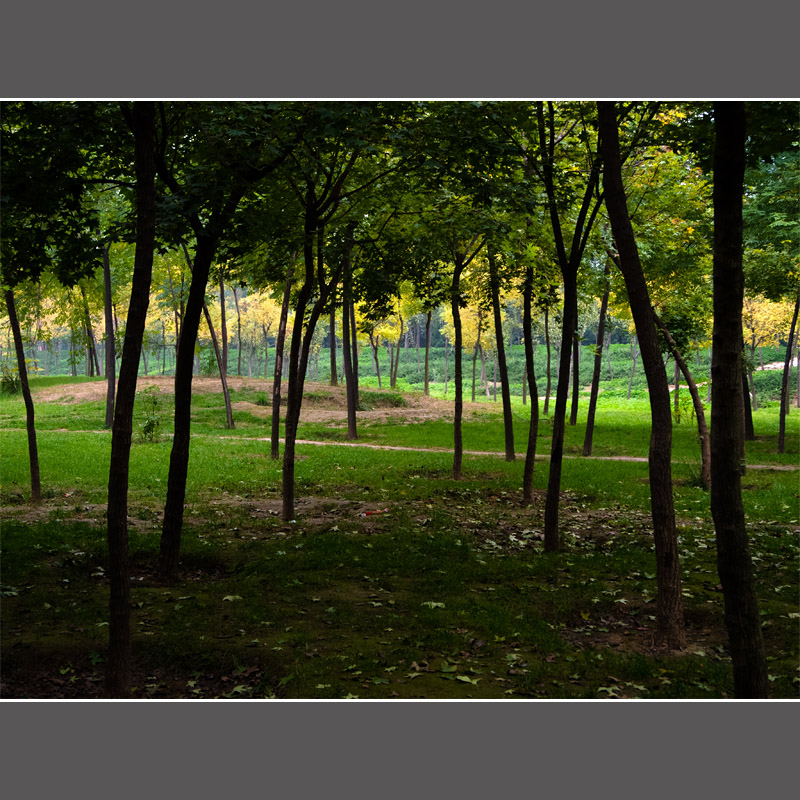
[0,101,798,700]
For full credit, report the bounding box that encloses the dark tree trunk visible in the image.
[452,259,465,480]
[424,310,432,396]
[159,234,221,582]
[271,269,293,460]
[569,333,580,425]
[369,332,382,389]
[742,370,755,440]
[219,274,228,377]
[341,230,358,440]
[102,244,116,428]
[329,286,338,386]
[233,285,242,377]
[582,265,610,456]
[543,277,576,552]
[628,338,639,399]
[202,301,234,429]
[106,101,156,697]
[391,318,402,389]
[522,263,540,504]
[182,245,234,430]
[350,300,359,403]
[282,218,343,521]
[81,284,100,376]
[653,312,711,490]
[598,101,685,649]
[673,359,680,417]
[4,289,41,503]
[710,101,768,697]
[778,287,800,453]
[488,243,515,461]
[543,306,552,414]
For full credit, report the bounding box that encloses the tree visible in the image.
[105,101,157,697]
[157,102,295,582]
[710,102,768,697]
[598,101,685,649]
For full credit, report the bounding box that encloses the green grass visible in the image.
[1,377,798,699]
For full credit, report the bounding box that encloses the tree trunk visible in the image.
[202,301,234,429]
[182,245,234,430]
[522,364,527,405]
[4,289,41,503]
[350,300,359,404]
[522,263,540,504]
[233,285,242,377]
[392,318,403,388]
[452,259,465,480]
[628,339,639,399]
[653,312,711,490]
[569,333,580,425]
[369,332,382,389]
[543,277,576,552]
[488,243,515,460]
[81,284,100,376]
[742,370,755,440]
[329,287,338,386]
[778,287,800,453]
[424,310,432,396]
[159,234,221,582]
[102,244,116,428]
[271,269,292,461]
[710,101,768,697]
[219,274,228,378]
[282,219,343,521]
[341,231,358,440]
[582,266,610,456]
[599,101,685,649]
[673,359,680,418]
[106,101,156,697]
[543,306,552,415]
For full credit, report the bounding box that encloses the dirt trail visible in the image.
[21,377,799,471]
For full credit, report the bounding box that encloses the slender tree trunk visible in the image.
[488,244,515,460]
[583,266,610,456]
[350,300,359,404]
[452,260,465,479]
[201,301,234,429]
[653,312,711,490]
[599,101,684,649]
[710,101,768,697]
[81,285,100,376]
[392,318,403,388]
[569,333,580,425]
[742,370,755,440]
[159,234,221,582]
[628,339,639,399]
[341,231,358,440]
[329,286,338,386]
[262,325,269,380]
[271,269,293,461]
[369,332,382,389]
[182,245,234,430]
[673,360,680,417]
[219,274,228,378]
[795,329,800,408]
[778,287,800,453]
[233,285,242,377]
[103,244,116,428]
[4,289,41,503]
[543,306,552,414]
[283,219,343,521]
[522,263,540,504]
[106,101,156,697]
[543,278,576,552]
[424,310,432,396]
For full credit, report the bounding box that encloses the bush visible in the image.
[1,363,21,395]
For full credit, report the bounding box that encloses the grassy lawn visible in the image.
[1,377,797,699]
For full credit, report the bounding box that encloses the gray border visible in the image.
[2,3,798,98]
[2,1,798,796]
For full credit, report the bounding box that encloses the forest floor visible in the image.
[1,377,797,699]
